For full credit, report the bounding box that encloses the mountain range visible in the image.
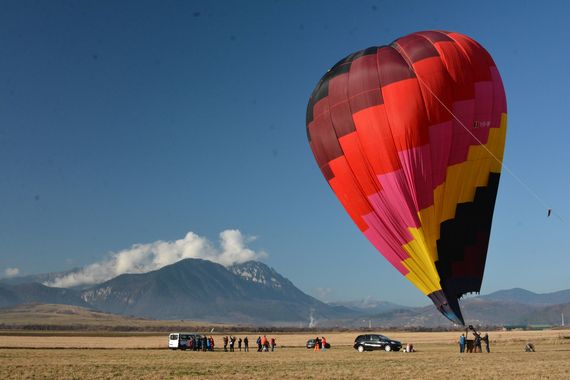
[478,287,570,306]
[0,259,352,324]
[1,259,569,327]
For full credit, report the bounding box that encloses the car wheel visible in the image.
[357,345,365,352]
[384,345,392,352]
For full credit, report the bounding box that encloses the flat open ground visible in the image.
[1,329,569,379]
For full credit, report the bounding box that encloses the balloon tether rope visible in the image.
[405,62,562,222]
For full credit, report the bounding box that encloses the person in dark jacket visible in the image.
[238,337,242,351]
[209,336,215,351]
[244,336,249,352]
[229,336,235,352]
[473,333,482,353]
[482,333,490,353]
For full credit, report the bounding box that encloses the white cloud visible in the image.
[46,229,267,288]
[4,267,20,278]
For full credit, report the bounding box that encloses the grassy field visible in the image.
[1,330,569,379]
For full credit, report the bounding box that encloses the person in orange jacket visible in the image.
[314,337,320,352]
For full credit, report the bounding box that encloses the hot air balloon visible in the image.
[306,31,507,325]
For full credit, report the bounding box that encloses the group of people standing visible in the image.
[222,336,249,352]
[458,332,490,353]
[312,336,327,351]
[256,335,277,352]
[219,335,277,352]
[188,335,215,351]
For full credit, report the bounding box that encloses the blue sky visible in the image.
[1,0,569,306]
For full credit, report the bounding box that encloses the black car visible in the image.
[306,339,331,349]
[353,334,402,352]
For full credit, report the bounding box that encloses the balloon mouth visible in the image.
[428,290,465,326]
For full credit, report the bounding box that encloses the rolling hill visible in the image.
[479,288,570,306]
[0,303,232,331]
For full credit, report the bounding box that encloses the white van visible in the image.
[168,332,202,350]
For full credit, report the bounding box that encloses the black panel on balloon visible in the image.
[435,172,500,305]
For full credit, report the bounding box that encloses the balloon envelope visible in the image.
[306,31,507,325]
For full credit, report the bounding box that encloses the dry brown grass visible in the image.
[1,330,569,379]
[1,329,568,349]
